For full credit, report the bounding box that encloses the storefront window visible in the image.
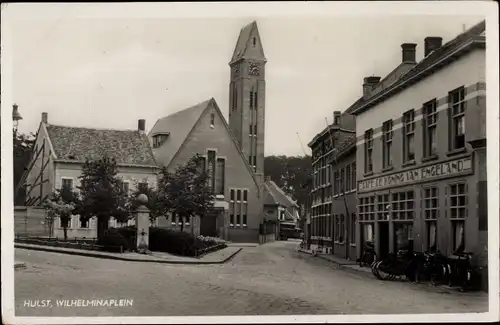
[395,222,413,251]
[427,221,437,252]
[363,223,373,243]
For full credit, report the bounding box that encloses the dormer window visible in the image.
[152,133,170,148]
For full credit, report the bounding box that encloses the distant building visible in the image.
[352,19,487,279]
[23,113,158,238]
[263,177,300,237]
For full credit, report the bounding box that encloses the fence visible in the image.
[14,206,53,238]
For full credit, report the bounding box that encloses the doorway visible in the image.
[200,210,219,237]
[378,222,390,260]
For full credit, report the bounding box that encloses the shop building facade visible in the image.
[352,21,487,269]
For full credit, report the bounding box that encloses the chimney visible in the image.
[12,104,23,121]
[363,76,381,99]
[333,111,341,125]
[138,119,146,133]
[401,43,417,63]
[41,112,48,124]
[424,37,442,57]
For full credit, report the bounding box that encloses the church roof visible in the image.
[149,99,210,167]
[230,21,267,64]
[150,98,262,190]
[264,180,299,208]
[45,124,157,167]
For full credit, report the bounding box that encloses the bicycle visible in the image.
[358,241,376,267]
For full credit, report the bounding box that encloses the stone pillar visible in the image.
[135,194,150,253]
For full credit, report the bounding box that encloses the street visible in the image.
[14,240,488,316]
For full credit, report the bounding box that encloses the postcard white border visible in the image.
[1,1,499,324]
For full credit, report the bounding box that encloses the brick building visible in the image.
[307,110,357,255]
[352,19,487,277]
[150,21,271,243]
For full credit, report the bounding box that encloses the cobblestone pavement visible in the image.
[14,241,488,316]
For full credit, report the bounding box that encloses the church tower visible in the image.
[228,21,267,177]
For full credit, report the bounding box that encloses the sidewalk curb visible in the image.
[15,244,243,265]
[15,262,26,270]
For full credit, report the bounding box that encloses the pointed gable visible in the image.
[149,100,210,167]
[230,21,267,64]
[264,180,299,208]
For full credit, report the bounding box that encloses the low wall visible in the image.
[14,206,53,237]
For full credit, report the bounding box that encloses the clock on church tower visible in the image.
[228,21,267,176]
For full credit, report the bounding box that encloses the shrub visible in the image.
[116,226,137,248]
[97,227,130,252]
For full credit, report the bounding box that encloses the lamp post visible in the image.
[12,103,23,135]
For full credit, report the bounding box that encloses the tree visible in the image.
[163,154,214,233]
[77,156,129,240]
[264,155,312,214]
[43,186,79,241]
[13,131,35,205]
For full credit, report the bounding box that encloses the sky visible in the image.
[4,4,485,156]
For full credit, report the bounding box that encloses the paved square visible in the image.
[14,241,488,316]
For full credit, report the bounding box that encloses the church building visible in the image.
[150,21,274,243]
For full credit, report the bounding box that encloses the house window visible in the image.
[243,190,248,202]
[403,109,416,162]
[152,134,169,148]
[215,158,225,195]
[230,214,234,226]
[339,168,345,194]
[210,113,215,127]
[350,213,356,244]
[363,223,374,242]
[346,165,351,192]
[230,189,235,201]
[339,214,345,243]
[395,222,414,251]
[252,36,256,47]
[252,156,257,169]
[61,178,73,190]
[391,191,415,220]
[423,187,439,220]
[376,194,390,221]
[253,125,257,136]
[364,130,373,173]
[80,218,89,229]
[423,99,438,157]
[449,87,466,150]
[237,189,241,201]
[207,150,216,191]
[450,182,467,252]
[351,163,356,192]
[358,196,375,221]
[249,125,253,135]
[334,215,340,241]
[232,86,238,111]
[382,120,393,168]
[254,92,258,110]
[122,181,130,195]
[243,214,247,227]
[427,221,437,252]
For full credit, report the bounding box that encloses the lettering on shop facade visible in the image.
[358,156,473,192]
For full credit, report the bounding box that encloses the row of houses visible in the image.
[16,21,300,243]
[306,21,487,277]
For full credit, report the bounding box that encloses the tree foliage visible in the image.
[13,131,35,204]
[128,181,166,224]
[77,156,129,239]
[264,155,312,213]
[162,154,214,232]
[43,186,79,240]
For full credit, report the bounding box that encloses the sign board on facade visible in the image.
[358,156,473,193]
